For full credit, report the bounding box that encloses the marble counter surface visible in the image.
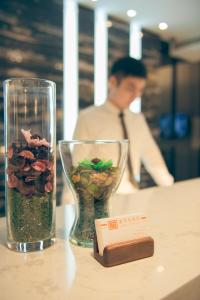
[1,178,200,300]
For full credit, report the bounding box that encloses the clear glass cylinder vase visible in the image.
[3,78,56,252]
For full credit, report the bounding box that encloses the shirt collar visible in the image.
[104,100,129,116]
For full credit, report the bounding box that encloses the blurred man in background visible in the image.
[72,56,174,194]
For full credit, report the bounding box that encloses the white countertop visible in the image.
[1,178,200,300]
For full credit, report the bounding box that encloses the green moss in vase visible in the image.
[7,189,54,242]
[69,158,119,246]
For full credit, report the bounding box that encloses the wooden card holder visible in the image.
[93,235,154,267]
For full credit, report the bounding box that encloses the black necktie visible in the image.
[119,111,138,188]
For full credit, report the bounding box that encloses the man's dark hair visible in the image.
[110,56,147,79]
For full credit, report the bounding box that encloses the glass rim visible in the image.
[3,78,55,86]
[59,139,129,145]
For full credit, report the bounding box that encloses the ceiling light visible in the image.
[158,22,168,30]
[127,9,137,18]
[91,0,98,2]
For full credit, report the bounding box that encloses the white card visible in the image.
[95,213,148,256]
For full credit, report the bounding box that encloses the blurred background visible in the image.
[0,0,200,215]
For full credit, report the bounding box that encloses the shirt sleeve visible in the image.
[140,114,174,187]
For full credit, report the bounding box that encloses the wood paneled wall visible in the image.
[0,0,63,215]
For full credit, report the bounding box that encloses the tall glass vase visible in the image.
[3,78,56,252]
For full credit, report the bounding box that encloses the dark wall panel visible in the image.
[108,16,129,73]
[78,5,94,109]
[141,29,200,187]
[0,0,63,215]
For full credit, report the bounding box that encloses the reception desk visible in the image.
[1,178,200,300]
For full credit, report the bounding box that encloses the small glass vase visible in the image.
[3,78,56,252]
[59,140,128,247]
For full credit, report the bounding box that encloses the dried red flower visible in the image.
[24,175,38,183]
[22,163,31,172]
[45,182,53,193]
[39,160,53,171]
[13,156,26,169]
[31,160,47,172]
[8,146,13,159]
[7,163,18,174]
[8,174,19,188]
[19,150,35,160]
[21,129,50,147]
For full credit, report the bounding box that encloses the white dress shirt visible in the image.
[72,101,174,194]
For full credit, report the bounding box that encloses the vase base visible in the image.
[70,236,93,248]
[7,237,55,252]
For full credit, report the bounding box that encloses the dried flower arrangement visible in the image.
[7,129,55,243]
